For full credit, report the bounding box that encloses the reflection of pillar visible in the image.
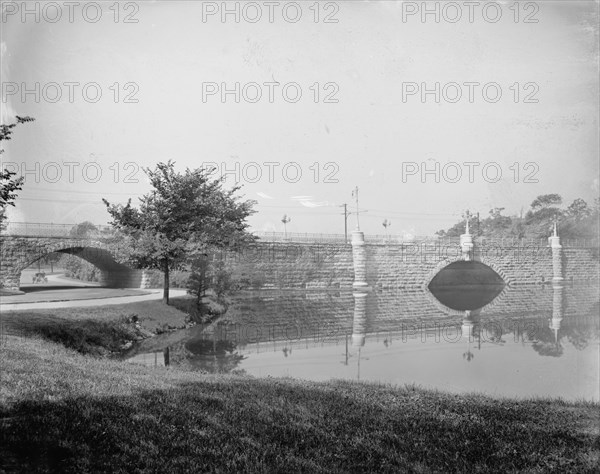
[550,282,564,343]
[548,225,563,283]
[462,309,481,361]
[351,291,368,347]
[461,309,482,340]
[351,231,369,289]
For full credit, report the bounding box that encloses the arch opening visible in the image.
[428,261,505,311]
[17,246,137,290]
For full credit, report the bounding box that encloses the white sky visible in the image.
[1,1,598,235]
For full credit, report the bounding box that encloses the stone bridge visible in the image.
[0,222,598,294]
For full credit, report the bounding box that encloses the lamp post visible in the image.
[382,218,391,241]
[281,214,291,240]
[352,186,360,231]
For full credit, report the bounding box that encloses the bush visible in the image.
[169,270,190,289]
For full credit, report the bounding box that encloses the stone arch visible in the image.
[421,256,513,291]
[17,240,129,275]
[2,237,147,290]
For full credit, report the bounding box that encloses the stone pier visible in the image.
[351,230,369,289]
[548,224,563,283]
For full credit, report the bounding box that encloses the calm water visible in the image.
[128,281,599,401]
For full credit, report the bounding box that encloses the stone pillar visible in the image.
[0,272,22,293]
[351,290,368,347]
[351,230,369,289]
[460,233,474,261]
[0,237,22,292]
[459,216,474,261]
[548,227,563,283]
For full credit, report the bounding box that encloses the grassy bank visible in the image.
[1,298,190,336]
[1,335,598,473]
[0,297,224,359]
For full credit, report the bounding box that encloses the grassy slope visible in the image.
[1,336,598,473]
[0,298,190,336]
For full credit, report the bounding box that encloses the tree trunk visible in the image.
[163,261,170,305]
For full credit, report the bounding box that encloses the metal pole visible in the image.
[344,204,348,243]
[354,187,360,230]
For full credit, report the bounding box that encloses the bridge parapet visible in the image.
[1,222,114,238]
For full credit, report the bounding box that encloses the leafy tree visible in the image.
[103,161,256,304]
[187,253,210,307]
[60,253,100,282]
[566,198,591,220]
[0,116,34,227]
[435,221,464,238]
[524,194,564,238]
[187,253,237,320]
[559,198,598,240]
[479,208,512,237]
[436,194,598,241]
[435,211,471,238]
[530,194,562,211]
[70,221,98,238]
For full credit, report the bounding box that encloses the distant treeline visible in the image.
[436,194,599,240]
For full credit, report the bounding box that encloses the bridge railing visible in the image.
[253,231,348,243]
[252,232,462,244]
[2,223,598,248]
[0,222,115,238]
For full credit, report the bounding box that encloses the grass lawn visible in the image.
[1,334,599,473]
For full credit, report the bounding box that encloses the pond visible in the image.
[128,278,599,401]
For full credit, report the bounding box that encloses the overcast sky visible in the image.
[1,1,598,236]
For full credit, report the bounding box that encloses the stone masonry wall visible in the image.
[1,237,598,291]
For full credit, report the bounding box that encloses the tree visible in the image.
[525,194,564,238]
[70,221,98,238]
[436,194,598,241]
[187,253,210,306]
[103,161,256,304]
[530,194,562,211]
[566,198,591,221]
[436,210,474,238]
[56,222,102,282]
[480,208,512,237]
[0,116,34,227]
[559,198,598,240]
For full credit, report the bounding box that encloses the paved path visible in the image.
[0,289,188,311]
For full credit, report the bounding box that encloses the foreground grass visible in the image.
[1,336,598,473]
